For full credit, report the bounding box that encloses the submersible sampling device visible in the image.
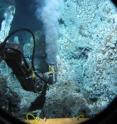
[0,28,52,110]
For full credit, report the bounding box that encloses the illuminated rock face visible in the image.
[57,0,117,83]
[43,0,117,116]
[0,5,15,42]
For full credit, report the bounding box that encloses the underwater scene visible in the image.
[0,0,117,122]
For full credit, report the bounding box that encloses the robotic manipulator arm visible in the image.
[0,28,48,93]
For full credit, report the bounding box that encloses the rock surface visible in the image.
[0,75,21,116]
[41,81,90,118]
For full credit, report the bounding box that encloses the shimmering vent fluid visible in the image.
[0,0,117,119]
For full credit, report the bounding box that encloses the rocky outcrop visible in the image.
[41,0,117,117]
[41,81,90,118]
[0,75,21,116]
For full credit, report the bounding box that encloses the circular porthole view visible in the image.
[0,0,117,124]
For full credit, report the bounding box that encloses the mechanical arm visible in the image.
[0,28,48,93]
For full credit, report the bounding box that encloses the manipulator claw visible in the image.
[43,65,58,84]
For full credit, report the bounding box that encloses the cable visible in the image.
[2,28,48,84]
[2,28,35,68]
